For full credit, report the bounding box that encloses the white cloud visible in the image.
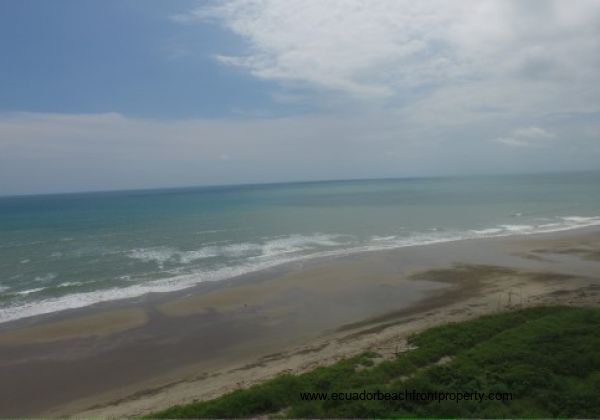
[177,0,600,105]
[1,112,598,195]
[2,2,600,194]
[168,0,600,168]
[170,0,600,168]
[494,126,556,147]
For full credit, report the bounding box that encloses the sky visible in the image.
[0,0,599,195]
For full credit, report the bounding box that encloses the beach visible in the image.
[3,0,600,416]
[0,227,599,417]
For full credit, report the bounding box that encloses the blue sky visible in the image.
[1,1,599,195]
[0,0,290,118]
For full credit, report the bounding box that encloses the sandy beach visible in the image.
[3,0,600,416]
[0,227,599,417]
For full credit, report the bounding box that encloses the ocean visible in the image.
[1,172,599,323]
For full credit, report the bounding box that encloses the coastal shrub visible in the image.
[151,306,600,418]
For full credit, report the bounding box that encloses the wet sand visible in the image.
[0,228,599,417]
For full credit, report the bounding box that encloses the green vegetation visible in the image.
[151,306,600,418]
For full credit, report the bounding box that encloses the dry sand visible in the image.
[0,228,599,417]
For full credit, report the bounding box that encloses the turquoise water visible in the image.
[1,172,599,323]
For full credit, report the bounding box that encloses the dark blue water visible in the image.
[1,172,599,322]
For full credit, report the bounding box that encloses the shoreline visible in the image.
[2,223,599,330]
[0,227,599,416]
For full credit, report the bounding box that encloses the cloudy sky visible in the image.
[1,0,599,195]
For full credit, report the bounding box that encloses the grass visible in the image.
[150,306,600,418]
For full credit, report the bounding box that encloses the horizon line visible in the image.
[1,168,599,199]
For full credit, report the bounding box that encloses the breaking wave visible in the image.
[1,216,599,324]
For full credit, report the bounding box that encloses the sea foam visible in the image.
[128,234,346,266]
[1,216,599,324]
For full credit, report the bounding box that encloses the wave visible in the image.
[127,234,346,266]
[16,287,46,296]
[463,216,600,237]
[127,247,180,268]
[1,215,599,324]
[57,281,86,288]
[0,256,309,324]
[34,273,57,283]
